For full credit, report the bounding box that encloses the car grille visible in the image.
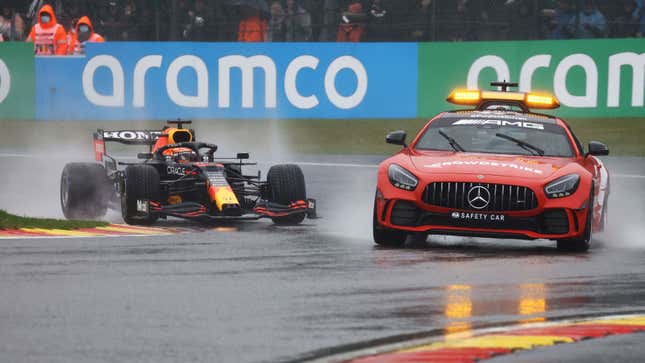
[422,182,538,211]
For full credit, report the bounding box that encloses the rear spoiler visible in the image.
[93,129,164,162]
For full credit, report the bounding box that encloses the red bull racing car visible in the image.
[60,120,316,225]
[374,82,609,251]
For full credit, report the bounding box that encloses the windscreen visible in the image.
[415,115,575,157]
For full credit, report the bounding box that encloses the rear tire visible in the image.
[557,188,593,252]
[60,163,110,220]
[267,164,307,225]
[373,200,407,247]
[121,165,160,225]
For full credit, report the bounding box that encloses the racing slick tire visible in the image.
[557,187,594,252]
[372,201,407,247]
[267,164,306,225]
[121,165,160,225]
[60,163,110,220]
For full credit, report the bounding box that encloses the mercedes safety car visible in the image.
[60,120,316,225]
[374,82,609,251]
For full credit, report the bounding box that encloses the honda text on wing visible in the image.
[374,82,609,252]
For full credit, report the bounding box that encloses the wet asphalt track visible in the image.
[1,154,645,363]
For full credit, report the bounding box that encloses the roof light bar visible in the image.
[446,88,560,110]
[446,89,481,105]
[525,93,560,109]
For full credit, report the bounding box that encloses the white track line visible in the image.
[260,161,380,169]
[0,152,39,158]
[613,174,645,179]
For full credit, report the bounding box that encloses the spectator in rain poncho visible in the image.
[26,4,68,55]
[68,16,104,55]
[238,7,267,42]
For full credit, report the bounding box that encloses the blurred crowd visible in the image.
[1,0,644,45]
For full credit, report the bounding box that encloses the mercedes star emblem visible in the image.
[467,185,491,210]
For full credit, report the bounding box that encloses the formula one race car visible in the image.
[60,120,316,225]
[374,82,609,252]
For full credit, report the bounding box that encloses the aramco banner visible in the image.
[0,43,35,119]
[418,38,645,118]
[10,39,645,120]
[35,42,418,120]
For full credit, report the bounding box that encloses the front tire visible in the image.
[373,200,407,247]
[121,165,160,225]
[267,164,307,225]
[60,163,110,220]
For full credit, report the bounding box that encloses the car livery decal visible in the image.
[452,119,545,130]
[424,160,544,175]
[102,130,163,141]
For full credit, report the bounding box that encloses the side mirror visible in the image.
[236,153,250,160]
[137,153,153,159]
[587,141,609,156]
[386,130,407,147]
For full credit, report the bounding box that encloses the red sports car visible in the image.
[374,82,609,251]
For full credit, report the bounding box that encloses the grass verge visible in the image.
[268,117,645,156]
[3,117,644,156]
[0,210,109,230]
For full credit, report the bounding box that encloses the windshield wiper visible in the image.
[438,129,465,152]
[495,133,545,156]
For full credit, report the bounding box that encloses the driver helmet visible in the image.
[163,147,198,163]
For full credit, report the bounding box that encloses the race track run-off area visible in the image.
[338,315,645,363]
[0,224,193,239]
[1,153,645,363]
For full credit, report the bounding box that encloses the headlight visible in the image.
[388,164,418,191]
[545,174,580,198]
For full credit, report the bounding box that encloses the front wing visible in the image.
[148,199,317,221]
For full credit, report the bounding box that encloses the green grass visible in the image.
[2,117,644,156]
[0,210,109,230]
[566,118,645,156]
[268,117,645,156]
[272,118,430,155]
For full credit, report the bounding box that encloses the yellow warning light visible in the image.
[447,89,481,105]
[525,93,560,109]
[447,87,560,110]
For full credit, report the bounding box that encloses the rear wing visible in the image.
[93,129,163,162]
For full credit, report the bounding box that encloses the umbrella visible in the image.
[230,0,269,13]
